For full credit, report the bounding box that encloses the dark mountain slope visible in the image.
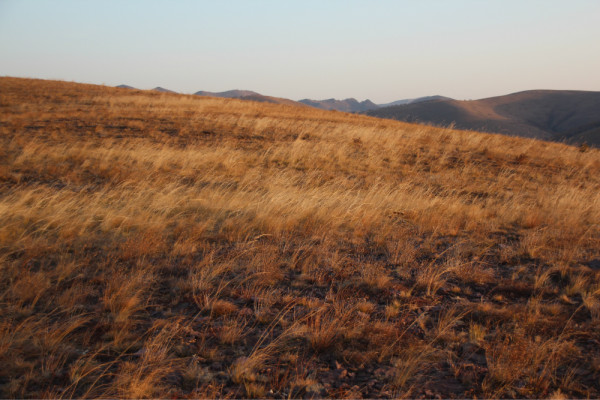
[378,95,452,108]
[367,90,600,145]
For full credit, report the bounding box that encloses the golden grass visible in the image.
[1,77,599,398]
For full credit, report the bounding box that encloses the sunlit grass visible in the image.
[1,77,599,398]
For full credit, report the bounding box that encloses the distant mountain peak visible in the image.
[298,98,378,113]
[297,96,450,113]
[153,87,176,93]
[195,89,261,98]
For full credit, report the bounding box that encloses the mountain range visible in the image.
[115,84,444,112]
[296,95,451,112]
[115,84,600,145]
[194,91,450,113]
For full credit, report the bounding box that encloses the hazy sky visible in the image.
[1,0,599,102]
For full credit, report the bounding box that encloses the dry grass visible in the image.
[0,77,599,398]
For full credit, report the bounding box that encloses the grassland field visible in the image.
[1,77,600,398]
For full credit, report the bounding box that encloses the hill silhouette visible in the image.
[367,90,600,145]
[152,86,177,93]
[378,95,452,108]
[299,98,379,112]
[299,95,452,113]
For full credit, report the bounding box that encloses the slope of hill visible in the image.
[367,90,600,145]
[378,95,452,108]
[299,95,452,112]
[1,77,600,398]
[195,89,261,98]
[195,89,303,107]
[153,86,177,93]
[116,84,136,89]
[298,97,379,112]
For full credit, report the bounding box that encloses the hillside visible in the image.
[299,96,452,113]
[377,95,452,108]
[195,89,303,107]
[367,90,600,145]
[1,77,600,398]
[153,86,177,93]
[298,98,379,112]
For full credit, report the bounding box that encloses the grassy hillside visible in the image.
[1,77,600,398]
[367,90,600,146]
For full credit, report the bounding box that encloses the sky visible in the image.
[1,0,599,103]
